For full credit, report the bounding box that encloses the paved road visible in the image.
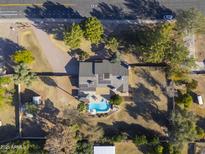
[0,0,203,19]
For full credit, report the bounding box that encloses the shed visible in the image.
[197,95,204,105]
[94,146,115,154]
[32,96,41,105]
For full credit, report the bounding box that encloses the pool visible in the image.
[88,99,111,114]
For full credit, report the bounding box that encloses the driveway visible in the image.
[32,26,78,75]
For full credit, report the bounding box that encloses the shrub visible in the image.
[133,135,147,146]
[12,50,34,64]
[75,140,93,154]
[154,144,163,154]
[110,94,123,105]
[25,103,38,114]
[0,76,11,86]
[112,133,127,142]
[186,79,198,91]
[196,127,205,139]
[78,50,89,61]
[176,93,193,109]
[150,136,159,145]
[105,37,119,52]
[77,102,87,112]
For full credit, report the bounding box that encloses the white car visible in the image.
[163,15,174,20]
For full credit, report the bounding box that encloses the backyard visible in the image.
[20,76,79,137]
[79,67,168,147]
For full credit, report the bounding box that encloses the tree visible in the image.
[176,8,205,34]
[44,123,77,154]
[176,93,193,109]
[142,23,175,63]
[83,17,104,44]
[11,50,34,64]
[110,94,123,105]
[64,23,84,49]
[169,110,203,148]
[13,63,37,86]
[133,135,147,146]
[105,37,119,52]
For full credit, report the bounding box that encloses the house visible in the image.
[78,60,129,96]
[94,145,115,154]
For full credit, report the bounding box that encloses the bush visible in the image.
[77,102,87,112]
[75,140,93,154]
[78,50,89,61]
[105,37,119,52]
[64,23,84,49]
[196,127,205,139]
[186,79,198,91]
[111,133,127,142]
[133,135,147,146]
[0,77,11,86]
[12,50,34,64]
[25,103,38,114]
[154,145,163,154]
[150,136,159,145]
[110,94,123,105]
[176,93,193,109]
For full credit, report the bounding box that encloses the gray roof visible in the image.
[79,60,129,93]
[79,62,94,77]
[95,60,128,76]
[79,60,128,77]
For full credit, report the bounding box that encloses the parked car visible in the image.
[163,15,174,20]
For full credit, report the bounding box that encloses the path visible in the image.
[32,25,78,75]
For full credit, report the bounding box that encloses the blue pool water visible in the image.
[88,99,111,113]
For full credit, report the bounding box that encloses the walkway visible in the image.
[32,25,78,75]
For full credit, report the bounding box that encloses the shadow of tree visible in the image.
[124,0,173,19]
[38,99,60,125]
[0,38,23,73]
[137,68,167,95]
[91,2,128,19]
[98,121,162,139]
[0,124,18,141]
[39,76,74,95]
[24,1,83,39]
[21,88,39,104]
[126,83,168,127]
[22,117,48,137]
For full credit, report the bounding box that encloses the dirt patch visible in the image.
[49,34,94,56]
[188,74,205,116]
[115,141,139,154]
[19,28,53,72]
[121,53,139,64]
[195,34,205,62]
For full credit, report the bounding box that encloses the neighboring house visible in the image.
[78,60,129,96]
[94,145,115,154]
